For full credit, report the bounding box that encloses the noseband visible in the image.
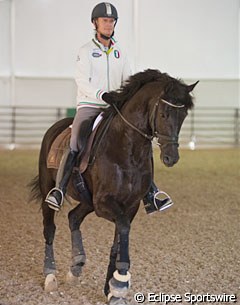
[112,98,185,146]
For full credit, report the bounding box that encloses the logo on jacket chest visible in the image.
[92,49,102,58]
[91,49,121,59]
[114,50,120,59]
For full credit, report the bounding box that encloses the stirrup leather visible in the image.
[153,190,174,211]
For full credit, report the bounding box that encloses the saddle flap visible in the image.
[47,116,103,173]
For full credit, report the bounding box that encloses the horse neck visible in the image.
[107,88,154,157]
[120,90,152,136]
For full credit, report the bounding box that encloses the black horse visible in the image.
[30,69,198,305]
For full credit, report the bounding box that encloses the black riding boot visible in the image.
[45,150,78,211]
[143,181,173,214]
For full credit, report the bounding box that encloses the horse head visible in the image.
[103,69,198,167]
[151,79,198,167]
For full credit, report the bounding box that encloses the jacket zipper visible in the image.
[106,53,110,91]
[92,38,112,91]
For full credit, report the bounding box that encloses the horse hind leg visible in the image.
[41,202,58,292]
[66,202,94,284]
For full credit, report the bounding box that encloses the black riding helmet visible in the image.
[91,3,118,40]
[91,2,118,22]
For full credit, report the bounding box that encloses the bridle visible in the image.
[112,97,185,146]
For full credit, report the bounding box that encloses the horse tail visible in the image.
[28,175,42,202]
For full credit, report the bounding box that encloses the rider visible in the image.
[45,2,173,214]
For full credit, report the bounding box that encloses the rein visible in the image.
[112,103,153,141]
[112,98,185,145]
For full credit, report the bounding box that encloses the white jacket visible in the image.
[75,36,131,109]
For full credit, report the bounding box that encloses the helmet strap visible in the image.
[100,33,111,40]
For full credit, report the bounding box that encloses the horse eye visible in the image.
[160,112,168,119]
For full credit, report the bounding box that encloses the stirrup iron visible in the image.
[45,187,64,211]
[154,190,174,211]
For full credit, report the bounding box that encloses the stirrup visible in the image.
[153,190,174,211]
[45,187,64,211]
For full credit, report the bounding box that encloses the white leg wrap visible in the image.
[113,270,131,282]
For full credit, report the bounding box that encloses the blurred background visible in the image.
[0,0,239,149]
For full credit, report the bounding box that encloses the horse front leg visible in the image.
[42,202,58,292]
[107,219,131,305]
[104,229,118,296]
[67,202,94,283]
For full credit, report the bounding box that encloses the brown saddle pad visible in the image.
[47,127,71,169]
[47,125,98,174]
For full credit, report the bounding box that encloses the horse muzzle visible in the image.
[160,145,179,167]
[156,133,180,167]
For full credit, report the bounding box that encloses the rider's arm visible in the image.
[75,46,107,102]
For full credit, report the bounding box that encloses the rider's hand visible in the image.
[102,92,114,105]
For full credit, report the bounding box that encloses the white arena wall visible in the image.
[0,0,239,109]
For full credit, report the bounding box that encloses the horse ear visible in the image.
[187,81,199,92]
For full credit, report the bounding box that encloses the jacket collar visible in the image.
[92,35,116,53]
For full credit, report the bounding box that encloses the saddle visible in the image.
[47,114,104,174]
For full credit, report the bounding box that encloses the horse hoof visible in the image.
[66,270,80,284]
[108,296,129,305]
[44,273,58,292]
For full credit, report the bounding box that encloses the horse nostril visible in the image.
[163,156,170,165]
